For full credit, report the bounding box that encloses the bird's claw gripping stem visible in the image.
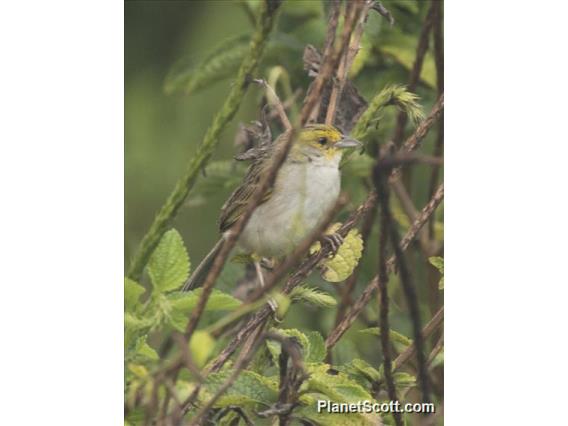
[321,232,344,256]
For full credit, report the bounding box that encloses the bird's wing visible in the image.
[219,131,293,232]
[218,155,274,232]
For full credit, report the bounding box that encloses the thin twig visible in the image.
[266,332,307,426]
[390,93,444,182]
[428,0,444,239]
[186,332,266,426]
[246,194,348,303]
[332,199,377,336]
[127,0,282,281]
[211,98,445,373]
[267,88,303,121]
[393,306,443,371]
[301,0,364,125]
[308,0,341,123]
[375,161,403,426]
[252,78,293,130]
[325,1,373,125]
[391,179,433,256]
[392,2,436,146]
[375,155,431,404]
[325,97,444,349]
[183,127,297,340]
[209,190,377,375]
[427,334,444,368]
[176,8,367,408]
[325,183,444,350]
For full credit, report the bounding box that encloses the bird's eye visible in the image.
[318,137,327,146]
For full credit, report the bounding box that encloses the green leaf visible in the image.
[310,226,364,283]
[428,256,444,289]
[131,336,159,362]
[290,285,337,308]
[147,229,190,292]
[124,277,145,312]
[393,372,416,388]
[168,288,241,312]
[295,404,379,426]
[378,31,436,88]
[305,331,326,363]
[166,289,241,332]
[305,364,374,402]
[359,327,413,347]
[165,33,303,96]
[351,84,424,142]
[165,34,251,95]
[349,358,381,382]
[124,313,153,349]
[203,370,279,408]
[266,328,309,365]
[273,292,291,321]
[266,328,325,364]
[189,330,215,368]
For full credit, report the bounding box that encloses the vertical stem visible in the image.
[375,164,403,426]
[428,0,444,239]
[126,0,282,281]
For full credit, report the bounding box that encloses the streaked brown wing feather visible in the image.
[218,158,273,232]
[218,131,292,232]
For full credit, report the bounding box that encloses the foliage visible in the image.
[429,256,444,289]
[310,225,365,283]
[125,0,444,424]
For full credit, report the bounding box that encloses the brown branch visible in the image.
[181,95,445,420]
[393,306,444,371]
[180,6,371,349]
[186,331,266,426]
[391,179,433,256]
[375,162,403,426]
[301,0,364,125]
[325,183,444,350]
[332,198,377,337]
[325,97,444,350]
[427,334,444,368]
[172,7,367,412]
[183,127,297,341]
[246,194,348,303]
[208,190,378,375]
[390,93,444,182]
[307,0,341,123]
[392,1,436,146]
[267,88,303,121]
[252,78,293,130]
[325,0,373,125]
[374,155,431,404]
[428,0,444,239]
[265,332,307,426]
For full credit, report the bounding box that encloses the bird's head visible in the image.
[294,124,362,163]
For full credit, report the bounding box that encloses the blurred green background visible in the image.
[125,0,442,391]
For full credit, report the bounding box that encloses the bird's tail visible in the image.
[182,237,225,291]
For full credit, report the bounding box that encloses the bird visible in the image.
[181,123,361,292]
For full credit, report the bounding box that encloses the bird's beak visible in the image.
[335,136,362,149]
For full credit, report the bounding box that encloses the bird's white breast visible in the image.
[238,159,340,257]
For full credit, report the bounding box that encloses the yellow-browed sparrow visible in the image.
[182,124,361,291]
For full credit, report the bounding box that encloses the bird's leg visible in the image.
[253,259,266,288]
[253,258,279,316]
[260,257,275,271]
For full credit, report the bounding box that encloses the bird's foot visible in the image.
[260,257,275,271]
[321,232,344,256]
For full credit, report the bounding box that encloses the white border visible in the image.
[446,1,568,424]
[0,1,123,424]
